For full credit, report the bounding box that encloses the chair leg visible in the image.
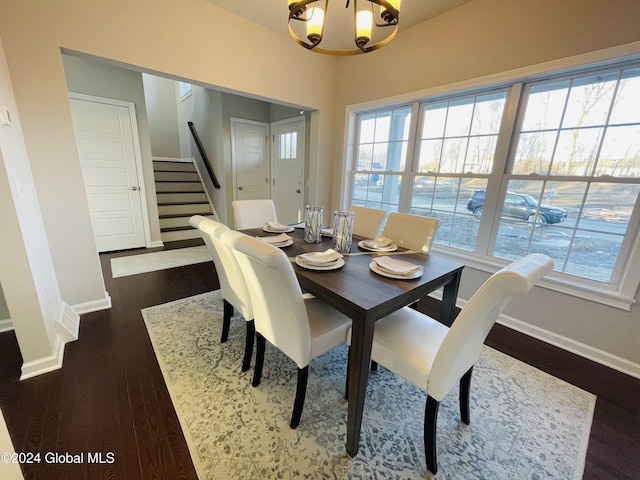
[370,360,379,372]
[241,320,255,372]
[459,366,473,425]
[252,333,265,387]
[345,347,351,400]
[290,366,309,429]
[221,299,233,343]
[425,395,440,475]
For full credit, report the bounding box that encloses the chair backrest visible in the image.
[232,199,277,229]
[349,205,386,239]
[189,215,253,320]
[428,253,554,401]
[222,230,311,368]
[380,212,440,252]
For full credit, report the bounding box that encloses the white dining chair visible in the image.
[232,199,278,229]
[222,229,352,428]
[380,212,440,252]
[347,253,554,474]
[190,215,255,372]
[349,205,387,239]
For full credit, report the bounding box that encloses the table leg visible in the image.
[439,269,462,327]
[346,310,375,457]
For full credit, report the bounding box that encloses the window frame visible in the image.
[341,50,640,311]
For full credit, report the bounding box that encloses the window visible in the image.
[348,61,640,308]
[178,82,192,101]
[352,107,412,212]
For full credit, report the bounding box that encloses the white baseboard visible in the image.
[428,291,640,380]
[71,291,112,314]
[20,333,65,380]
[149,240,164,248]
[0,318,12,333]
[498,315,640,380]
[20,301,81,380]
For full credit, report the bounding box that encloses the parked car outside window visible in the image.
[466,190,568,225]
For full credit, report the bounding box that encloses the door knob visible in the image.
[238,186,244,191]
[130,186,138,191]
[296,189,301,193]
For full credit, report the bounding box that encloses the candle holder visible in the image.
[304,205,323,243]
[332,210,354,253]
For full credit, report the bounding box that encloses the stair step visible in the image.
[155,181,204,193]
[158,203,213,216]
[157,192,207,204]
[160,215,214,229]
[154,171,200,182]
[153,161,196,172]
[161,228,202,242]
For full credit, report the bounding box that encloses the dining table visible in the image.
[242,225,465,457]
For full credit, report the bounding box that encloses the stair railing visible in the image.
[188,121,220,189]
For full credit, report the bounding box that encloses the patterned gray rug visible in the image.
[141,291,595,479]
[111,245,211,277]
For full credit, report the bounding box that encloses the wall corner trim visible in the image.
[20,334,65,381]
[55,302,80,343]
[71,291,112,315]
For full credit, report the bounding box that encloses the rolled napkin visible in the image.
[257,233,291,245]
[373,256,422,276]
[321,227,334,236]
[363,236,393,249]
[297,249,343,266]
[265,221,291,231]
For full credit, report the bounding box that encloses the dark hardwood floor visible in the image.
[0,239,638,479]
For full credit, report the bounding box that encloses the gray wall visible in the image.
[142,74,181,159]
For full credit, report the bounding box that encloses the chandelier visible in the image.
[288,0,401,55]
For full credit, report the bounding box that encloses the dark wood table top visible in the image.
[243,226,464,320]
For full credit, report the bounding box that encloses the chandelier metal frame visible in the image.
[288,0,400,55]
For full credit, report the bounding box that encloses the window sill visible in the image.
[432,246,637,311]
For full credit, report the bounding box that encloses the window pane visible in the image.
[562,73,618,128]
[440,138,468,173]
[353,174,402,211]
[411,177,486,251]
[422,102,447,138]
[470,93,506,135]
[359,114,376,143]
[466,135,499,174]
[596,125,640,177]
[512,131,556,175]
[550,128,603,176]
[417,139,442,172]
[445,98,474,137]
[609,68,640,124]
[521,81,570,131]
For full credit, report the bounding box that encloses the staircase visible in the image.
[153,159,215,242]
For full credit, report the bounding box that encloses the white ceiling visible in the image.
[205,0,474,51]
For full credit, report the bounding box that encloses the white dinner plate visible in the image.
[271,239,293,248]
[263,225,295,233]
[358,240,398,252]
[295,257,345,271]
[369,261,423,280]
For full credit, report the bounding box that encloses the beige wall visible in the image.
[333,0,640,371]
[0,0,338,311]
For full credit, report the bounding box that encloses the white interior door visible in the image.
[232,119,269,200]
[271,117,305,223]
[69,94,147,252]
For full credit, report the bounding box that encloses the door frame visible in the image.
[69,92,153,249]
[230,117,271,200]
[270,116,306,222]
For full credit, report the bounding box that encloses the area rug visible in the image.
[111,245,211,277]
[141,291,596,480]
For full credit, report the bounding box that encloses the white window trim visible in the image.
[341,41,640,311]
